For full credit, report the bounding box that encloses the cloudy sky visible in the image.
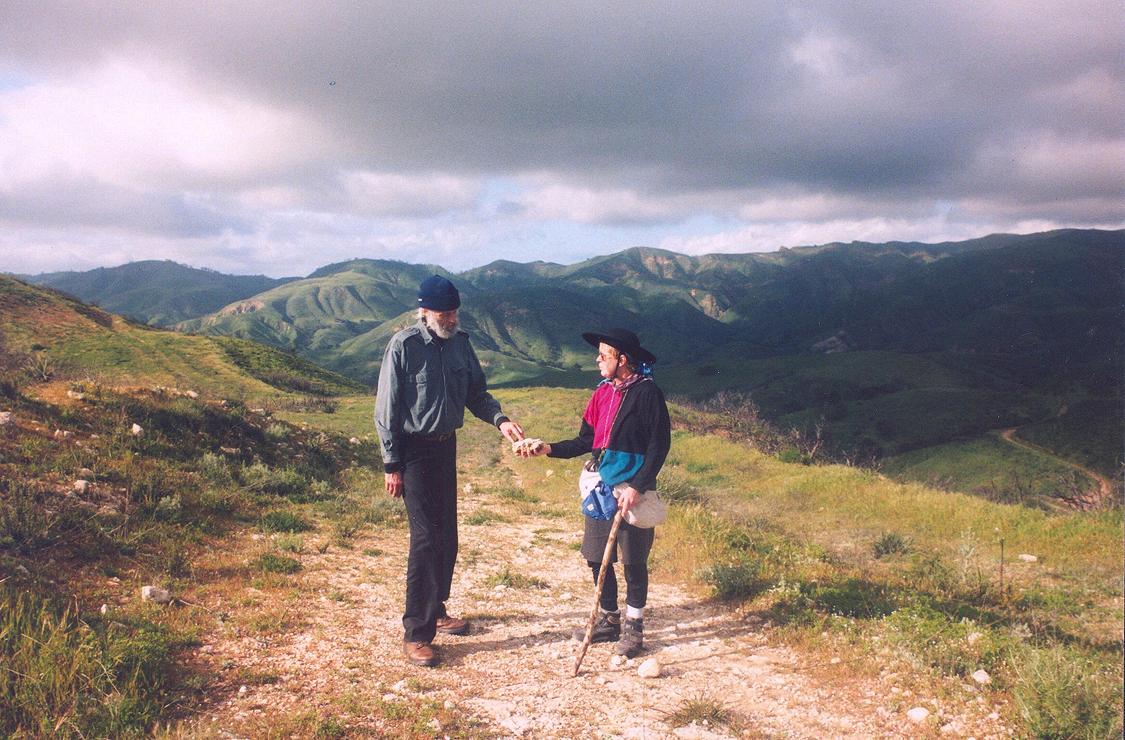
[1,1,1122,277]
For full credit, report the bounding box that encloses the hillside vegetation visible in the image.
[171,230,1122,488]
[25,260,292,327]
[0,280,1120,736]
[0,275,362,400]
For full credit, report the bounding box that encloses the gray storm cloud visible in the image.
[0,0,1121,273]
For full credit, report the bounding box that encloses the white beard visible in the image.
[425,313,459,339]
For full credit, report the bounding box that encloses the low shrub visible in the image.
[1013,645,1123,739]
[255,553,302,574]
[700,561,769,601]
[0,478,87,555]
[664,692,738,733]
[366,496,407,527]
[657,467,703,504]
[240,463,312,501]
[259,511,313,533]
[265,422,291,441]
[872,532,912,559]
[197,452,234,486]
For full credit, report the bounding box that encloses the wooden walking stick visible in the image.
[573,509,624,677]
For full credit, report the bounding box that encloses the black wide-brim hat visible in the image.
[582,328,657,366]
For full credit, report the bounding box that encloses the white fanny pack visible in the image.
[578,466,667,529]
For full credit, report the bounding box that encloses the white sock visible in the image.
[626,605,644,620]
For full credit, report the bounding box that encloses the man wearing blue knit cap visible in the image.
[375,274,525,667]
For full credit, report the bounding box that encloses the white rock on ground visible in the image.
[637,658,662,678]
[907,707,930,723]
[78,467,94,478]
[73,480,90,494]
[131,423,144,437]
[1018,553,1038,562]
[141,585,172,604]
[971,669,991,685]
[0,411,12,426]
[185,390,199,399]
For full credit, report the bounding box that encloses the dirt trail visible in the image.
[999,428,1115,509]
[181,459,1013,738]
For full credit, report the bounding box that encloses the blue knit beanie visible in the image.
[417,275,461,311]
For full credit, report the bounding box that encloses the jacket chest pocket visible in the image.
[445,359,468,405]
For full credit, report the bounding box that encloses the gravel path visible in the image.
[180,466,1014,738]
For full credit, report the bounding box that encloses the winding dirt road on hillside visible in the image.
[999,428,1115,509]
[178,458,1014,738]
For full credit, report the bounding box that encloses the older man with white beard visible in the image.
[375,275,524,667]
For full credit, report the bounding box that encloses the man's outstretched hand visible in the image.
[499,420,525,443]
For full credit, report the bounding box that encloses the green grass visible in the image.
[259,510,313,533]
[1017,398,1122,478]
[1013,645,1124,738]
[0,374,376,737]
[650,430,1122,737]
[0,274,362,402]
[881,433,1093,505]
[214,336,363,397]
[0,585,185,738]
[4,368,1101,740]
[484,566,548,590]
[255,553,302,574]
[464,509,510,526]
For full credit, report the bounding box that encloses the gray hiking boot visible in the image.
[616,617,643,657]
[573,610,620,643]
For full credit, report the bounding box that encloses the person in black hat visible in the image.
[517,328,670,657]
[375,274,525,667]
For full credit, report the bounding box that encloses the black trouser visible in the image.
[588,560,648,613]
[400,434,457,643]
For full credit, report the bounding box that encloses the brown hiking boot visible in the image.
[403,641,439,667]
[436,615,470,635]
[615,617,643,658]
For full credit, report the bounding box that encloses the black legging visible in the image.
[588,560,648,612]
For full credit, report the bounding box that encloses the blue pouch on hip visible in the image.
[581,480,618,520]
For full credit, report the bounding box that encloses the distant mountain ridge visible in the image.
[6,229,1121,475]
[168,229,1119,383]
[15,230,1123,391]
[22,260,296,326]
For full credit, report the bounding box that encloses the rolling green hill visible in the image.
[0,275,361,399]
[175,230,1121,385]
[23,260,293,326]
[19,229,1124,485]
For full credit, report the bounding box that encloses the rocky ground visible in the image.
[172,457,1016,740]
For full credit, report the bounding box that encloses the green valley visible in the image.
[0,279,1120,737]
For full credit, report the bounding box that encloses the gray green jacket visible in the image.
[374,321,507,472]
